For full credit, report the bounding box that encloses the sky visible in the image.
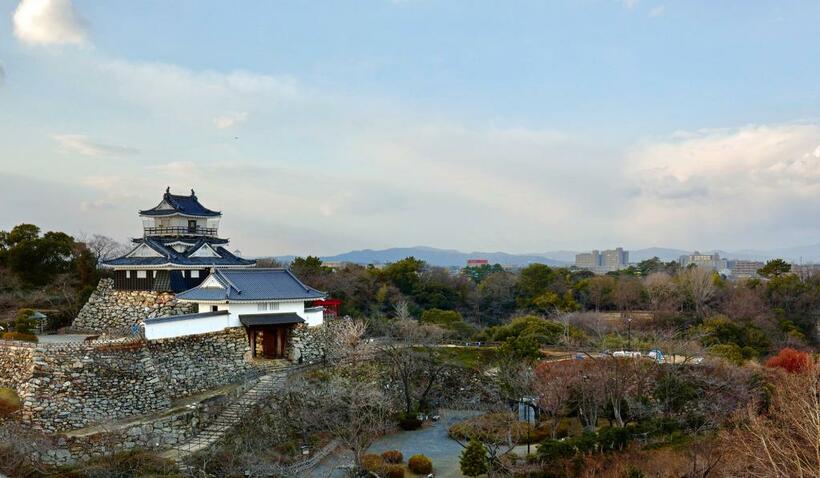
[1,0,819,256]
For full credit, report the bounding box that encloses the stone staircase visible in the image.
[161,365,290,466]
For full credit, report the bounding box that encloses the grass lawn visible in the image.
[432,346,502,368]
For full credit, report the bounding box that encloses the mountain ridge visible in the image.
[267,244,820,267]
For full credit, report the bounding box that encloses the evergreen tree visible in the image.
[460,438,489,477]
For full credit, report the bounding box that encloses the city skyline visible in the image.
[2,1,820,256]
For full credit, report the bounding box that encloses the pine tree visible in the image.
[460,438,489,477]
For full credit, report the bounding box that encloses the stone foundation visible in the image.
[71,279,194,332]
[1,329,253,433]
[291,324,327,363]
[13,381,253,466]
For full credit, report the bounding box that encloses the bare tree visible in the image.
[644,272,678,312]
[533,361,576,438]
[304,375,395,471]
[677,267,717,319]
[723,365,820,478]
[381,320,447,414]
[393,300,412,321]
[78,233,128,262]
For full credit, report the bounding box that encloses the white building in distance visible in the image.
[575,248,629,273]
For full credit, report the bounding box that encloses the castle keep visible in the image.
[2,188,335,465]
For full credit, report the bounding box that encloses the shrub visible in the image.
[361,453,384,473]
[0,388,22,417]
[449,412,530,444]
[382,449,404,464]
[1,332,37,343]
[408,454,433,474]
[537,439,574,461]
[75,450,179,477]
[382,463,405,478]
[399,412,422,431]
[361,454,383,471]
[623,467,646,478]
[766,348,812,373]
[460,438,488,477]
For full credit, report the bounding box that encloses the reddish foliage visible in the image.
[765,348,812,373]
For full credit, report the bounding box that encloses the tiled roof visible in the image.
[176,269,325,302]
[239,312,304,326]
[140,188,221,217]
[102,237,255,268]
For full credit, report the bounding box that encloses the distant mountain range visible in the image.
[269,244,820,268]
[274,247,566,267]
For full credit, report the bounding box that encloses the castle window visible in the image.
[257,303,268,312]
[191,270,200,279]
[136,270,147,279]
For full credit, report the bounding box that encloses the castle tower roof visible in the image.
[139,187,221,218]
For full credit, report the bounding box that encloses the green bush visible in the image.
[398,412,422,431]
[381,449,404,464]
[537,439,574,461]
[382,463,405,478]
[14,309,37,335]
[596,427,631,451]
[407,454,433,474]
[0,388,21,417]
[460,438,489,477]
[486,316,564,346]
[1,331,38,343]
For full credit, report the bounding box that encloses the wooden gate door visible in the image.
[261,326,288,359]
[277,326,287,358]
[262,328,277,358]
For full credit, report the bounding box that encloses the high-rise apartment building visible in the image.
[678,252,727,271]
[728,260,764,279]
[575,247,629,273]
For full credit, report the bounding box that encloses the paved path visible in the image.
[36,334,92,344]
[309,409,482,478]
[160,368,288,467]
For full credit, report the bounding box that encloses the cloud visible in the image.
[13,0,89,45]
[621,0,638,9]
[622,123,820,246]
[649,6,664,17]
[213,112,248,129]
[0,63,5,85]
[80,199,115,212]
[53,134,139,157]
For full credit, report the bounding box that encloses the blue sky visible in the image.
[1,0,820,256]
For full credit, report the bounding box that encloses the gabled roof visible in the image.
[140,188,221,217]
[176,268,325,302]
[102,237,255,268]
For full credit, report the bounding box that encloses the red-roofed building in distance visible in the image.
[466,259,489,268]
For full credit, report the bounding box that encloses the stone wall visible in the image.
[3,329,254,433]
[72,278,195,332]
[0,341,35,392]
[291,324,327,363]
[18,340,170,433]
[147,327,252,398]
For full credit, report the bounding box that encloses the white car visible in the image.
[613,350,642,358]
